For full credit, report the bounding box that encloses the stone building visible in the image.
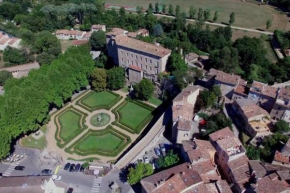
[172,86,201,144]
[0,33,21,51]
[270,87,290,121]
[91,24,106,32]
[0,62,40,78]
[106,28,171,82]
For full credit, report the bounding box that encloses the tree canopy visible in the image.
[157,150,179,168]
[127,163,153,185]
[0,46,94,159]
[0,71,12,86]
[106,67,125,90]
[91,68,106,92]
[274,120,290,133]
[134,79,154,100]
[89,31,106,51]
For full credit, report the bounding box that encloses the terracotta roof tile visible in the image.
[209,127,235,142]
[234,85,249,96]
[129,65,143,72]
[115,35,171,58]
[248,160,267,179]
[209,68,244,86]
[250,81,278,99]
[91,24,105,29]
[274,151,290,164]
[235,99,270,119]
[255,176,289,193]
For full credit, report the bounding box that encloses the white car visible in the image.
[144,156,149,164]
[52,175,62,181]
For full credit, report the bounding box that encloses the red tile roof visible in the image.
[209,127,235,142]
[91,24,105,29]
[250,81,278,99]
[234,85,249,96]
[115,35,171,58]
[255,176,289,193]
[141,163,203,193]
[274,151,290,164]
[129,65,143,72]
[209,68,244,86]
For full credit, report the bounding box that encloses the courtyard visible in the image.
[46,90,156,162]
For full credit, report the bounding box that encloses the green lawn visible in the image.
[118,102,152,129]
[148,97,162,106]
[105,0,289,30]
[76,133,123,152]
[21,126,47,150]
[81,91,118,108]
[59,110,82,140]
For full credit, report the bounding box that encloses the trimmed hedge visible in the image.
[76,90,122,112]
[65,126,131,157]
[113,99,154,134]
[54,106,88,148]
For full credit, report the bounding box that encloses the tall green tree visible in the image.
[213,11,218,22]
[106,67,125,90]
[157,150,179,168]
[197,8,204,22]
[89,31,106,51]
[162,4,166,14]
[167,53,188,72]
[155,2,159,13]
[274,120,290,133]
[204,9,210,21]
[266,20,272,30]
[134,79,154,100]
[168,4,173,15]
[229,12,235,25]
[175,5,180,16]
[91,68,107,92]
[127,163,153,185]
[0,71,12,86]
[189,6,196,19]
[148,3,153,12]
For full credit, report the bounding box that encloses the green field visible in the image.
[76,133,123,152]
[148,97,162,106]
[105,0,289,30]
[81,91,118,109]
[59,110,82,140]
[118,102,152,129]
[21,126,47,150]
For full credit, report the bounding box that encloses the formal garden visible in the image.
[50,90,155,159]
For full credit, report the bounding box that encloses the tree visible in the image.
[266,20,272,30]
[91,68,107,92]
[127,163,153,185]
[82,161,90,169]
[169,4,173,15]
[134,79,154,100]
[106,67,125,90]
[204,9,210,21]
[3,47,30,66]
[167,53,188,72]
[148,3,153,12]
[155,2,159,13]
[213,11,218,22]
[175,5,180,16]
[199,90,218,108]
[212,85,222,98]
[172,69,188,90]
[189,6,196,19]
[89,31,106,51]
[274,120,290,133]
[229,12,235,25]
[162,4,166,14]
[152,24,164,37]
[246,146,260,160]
[157,150,179,168]
[0,71,12,86]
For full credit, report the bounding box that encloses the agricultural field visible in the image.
[105,0,290,31]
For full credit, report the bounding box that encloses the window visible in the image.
[135,55,138,59]
[145,58,148,63]
[150,59,152,63]
[131,54,133,58]
[126,53,128,56]
[121,51,123,55]
[121,58,123,61]
[150,67,152,71]
[127,60,129,64]
[140,57,142,61]
[156,69,158,74]
[156,61,159,67]
[146,65,148,70]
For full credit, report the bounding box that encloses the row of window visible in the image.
[120,51,159,66]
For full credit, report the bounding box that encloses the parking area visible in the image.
[133,135,172,169]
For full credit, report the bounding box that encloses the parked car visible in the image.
[160,144,166,152]
[154,148,161,156]
[0,173,2,176]
[69,164,75,172]
[67,188,73,193]
[143,156,149,164]
[52,175,62,181]
[41,169,52,175]
[15,166,25,171]
[75,164,81,172]
[80,166,84,172]
[64,163,71,171]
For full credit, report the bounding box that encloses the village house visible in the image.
[172,86,201,144]
[127,29,149,38]
[91,24,106,32]
[140,162,231,193]
[0,176,66,193]
[209,127,250,193]
[272,138,290,168]
[0,62,40,79]
[184,52,209,69]
[232,99,271,138]
[106,28,171,82]
[0,33,22,51]
[232,84,249,100]
[207,68,247,99]
[248,81,278,112]
[181,139,218,180]
[55,29,87,40]
[270,87,290,122]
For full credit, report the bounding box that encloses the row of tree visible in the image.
[0,46,94,159]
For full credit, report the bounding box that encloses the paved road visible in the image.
[154,13,274,35]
